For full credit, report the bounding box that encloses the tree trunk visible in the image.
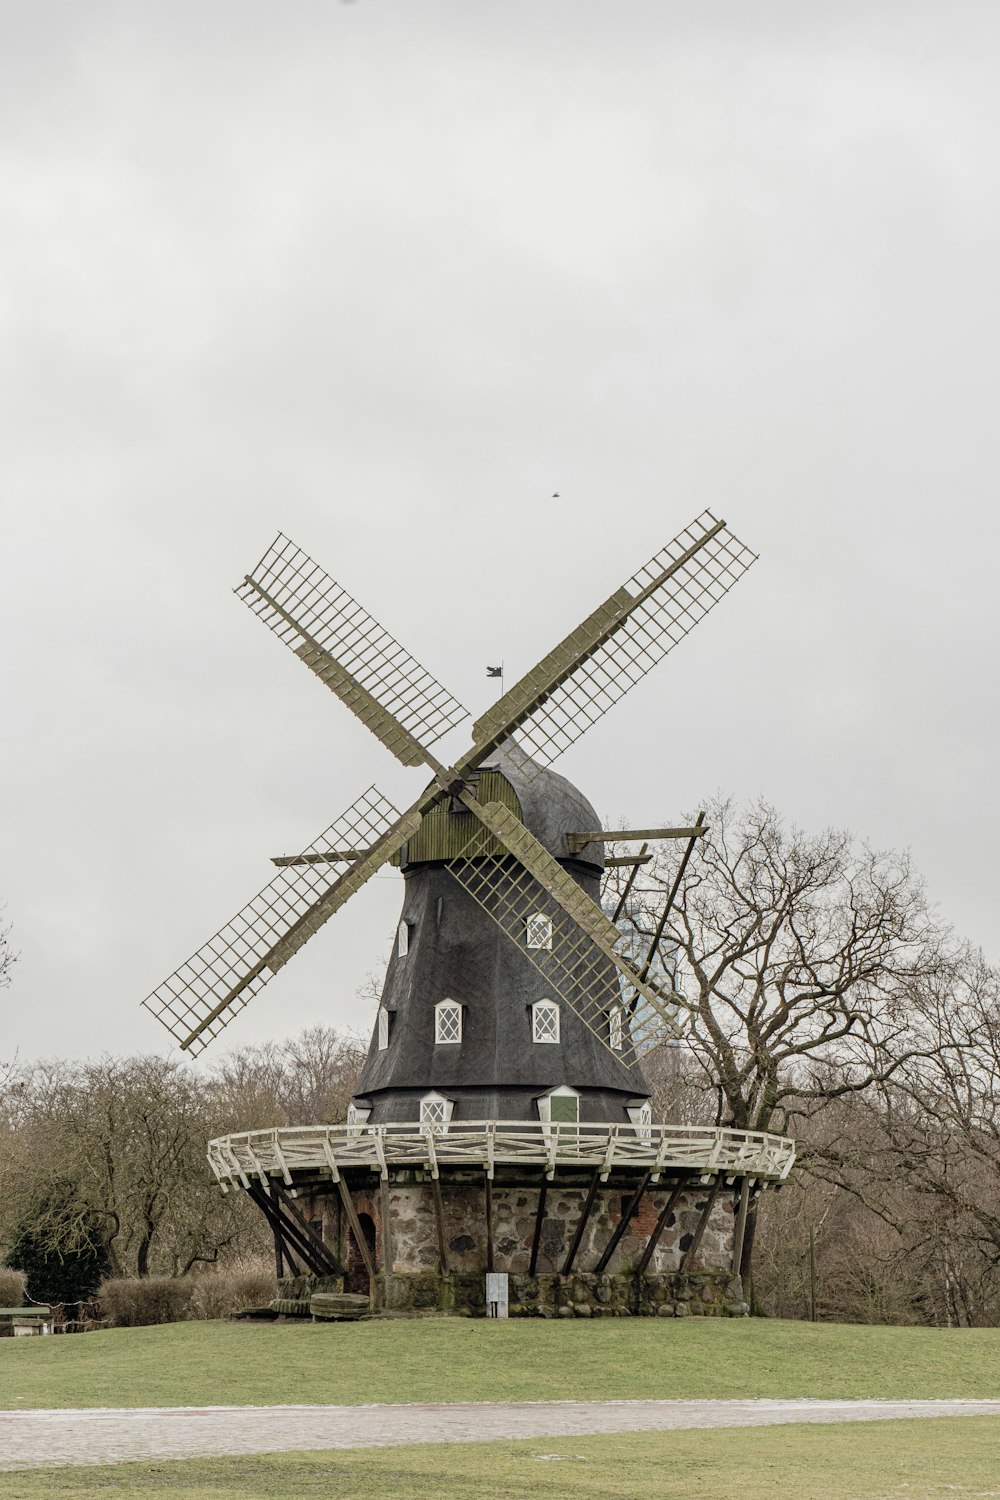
[739,1199,765,1313]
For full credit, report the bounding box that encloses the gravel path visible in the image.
[1,1399,999,1471]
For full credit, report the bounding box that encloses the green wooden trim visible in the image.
[390,771,521,865]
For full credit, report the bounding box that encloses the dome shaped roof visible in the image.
[475,742,604,869]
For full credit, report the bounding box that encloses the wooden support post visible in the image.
[268,1184,288,1277]
[271,1183,345,1277]
[593,1172,651,1275]
[528,1178,548,1276]
[337,1176,376,1288]
[636,811,706,989]
[431,1175,450,1274]
[484,1174,495,1274]
[731,1176,751,1277]
[269,1186,285,1278]
[680,1174,723,1273]
[265,1191,332,1277]
[636,1179,685,1276]
[562,1170,602,1275]
[247,1183,313,1276]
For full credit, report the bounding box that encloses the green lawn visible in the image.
[1,1318,998,1410]
[2,1419,999,1499]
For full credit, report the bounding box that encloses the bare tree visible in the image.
[811,949,1000,1324]
[209,1025,365,1130]
[0,909,16,994]
[3,1056,249,1278]
[611,796,952,1287]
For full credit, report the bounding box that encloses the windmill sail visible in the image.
[237,533,468,766]
[446,803,683,1064]
[143,787,417,1055]
[468,511,756,776]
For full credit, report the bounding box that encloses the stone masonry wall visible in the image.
[369,1178,734,1278]
[296,1172,744,1316]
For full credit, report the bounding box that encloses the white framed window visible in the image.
[434,1000,463,1045]
[608,1005,624,1052]
[419,1091,454,1129]
[397,921,410,957]
[627,1099,653,1141]
[532,999,560,1044]
[377,1008,390,1050]
[526,912,553,950]
[346,1101,371,1132]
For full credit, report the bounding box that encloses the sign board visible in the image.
[486,1272,509,1319]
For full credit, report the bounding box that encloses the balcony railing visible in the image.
[208,1119,795,1190]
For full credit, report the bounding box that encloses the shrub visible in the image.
[99,1276,194,1328]
[0,1267,27,1306]
[7,1208,111,1306]
[189,1260,277,1321]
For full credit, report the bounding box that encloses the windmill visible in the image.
[145,511,794,1315]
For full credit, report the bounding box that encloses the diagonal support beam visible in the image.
[593,1172,651,1275]
[246,1182,325,1277]
[562,1170,603,1275]
[636,1179,685,1276]
[731,1176,752,1277]
[269,1182,345,1277]
[528,1178,549,1277]
[680,1174,724,1273]
[336,1177,376,1290]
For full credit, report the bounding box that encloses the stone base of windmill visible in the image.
[375,1267,745,1318]
[287,1170,750,1320]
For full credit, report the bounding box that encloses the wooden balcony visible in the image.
[208,1119,795,1190]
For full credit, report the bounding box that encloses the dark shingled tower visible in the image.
[356,744,652,1125]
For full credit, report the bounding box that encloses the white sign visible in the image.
[486,1272,509,1319]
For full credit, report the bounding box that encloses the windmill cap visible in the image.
[475,742,606,868]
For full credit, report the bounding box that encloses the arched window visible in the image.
[532,999,560,1044]
[526,913,553,950]
[608,1005,624,1052]
[434,1000,462,1045]
[419,1091,454,1129]
[377,1008,390,1050]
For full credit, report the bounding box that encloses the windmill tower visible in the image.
[144,512,794,1317]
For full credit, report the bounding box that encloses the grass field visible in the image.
[1,1418,999,1499]
[1,1317,999,1410]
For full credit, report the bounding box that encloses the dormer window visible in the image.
[608,1006,624,1052]
[537,1084,580,1137]
[419,1091,454,1129]
[532,999,560,1044]
[526,913,553,950]
[377,1008,390,1050]
[627,1099,653,1141]
[397,921,411,957]
[434,1000,463,1045]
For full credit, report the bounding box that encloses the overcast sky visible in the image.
[2,1,998,1065]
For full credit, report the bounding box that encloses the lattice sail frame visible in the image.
[470,510,756,776]
[142,787,408,1055]
[446,822,683,1067]
[237,534,468,766]
[143,513,753,1057]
